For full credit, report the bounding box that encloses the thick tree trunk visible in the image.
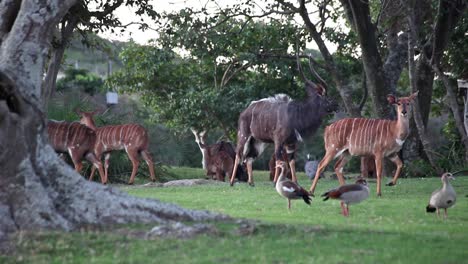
[0,0,225,242]
[345,0,392,119]
[433,66,468,162]
[403,55,435,161]
[42,16,79,108]
[407,1,441,173]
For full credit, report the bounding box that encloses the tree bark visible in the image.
[0,0,225,242]
[407,1,441,173]
[345,0,392,119]
[294,0,361,117]
[433,66,468,162]
[42,16,79,108]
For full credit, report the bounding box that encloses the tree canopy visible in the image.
[108,17,336,137]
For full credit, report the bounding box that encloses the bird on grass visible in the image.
[275,161,312,210]
[426,172,456,218]
[321,178,369,217]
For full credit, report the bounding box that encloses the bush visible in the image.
[57,68,104,95]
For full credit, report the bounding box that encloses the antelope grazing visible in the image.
[229,69,338,186]
[77,111,156,184]
[47,120,106,183]
[309,92,419,197]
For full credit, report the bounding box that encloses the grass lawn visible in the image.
[2,168,468,264]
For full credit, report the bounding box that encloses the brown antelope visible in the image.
[47,120,106,184]
[229,71,338,187]
[229,56,338,187]
[191,129,248,182]
[77,110,156,184]
[309,92,419,197]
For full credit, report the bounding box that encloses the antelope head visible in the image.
[387,91,419,118]
[75,109,100,130]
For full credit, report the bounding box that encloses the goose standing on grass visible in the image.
[321,178,369,217]
[426,172,456,218]
[275,161,312,210]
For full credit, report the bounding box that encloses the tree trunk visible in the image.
[403,55,435,161]
[465,93,468,144]
[407,1,441,173]
[345,0,392,119]
[42,16,79,108]
[0,0,225,242]
[296,1,361,117]
[433,66,468,162]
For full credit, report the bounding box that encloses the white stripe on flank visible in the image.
[349,118,357,151]
[337,121,343,145]
[384,121,389,147]
[364,119,372,153]
[361,118,369,152]
[358,119,365,152]
[373,121,381,151]
[379,120,385,147]
[119,126,124,146]
[282,186,295,193]
[65,123,70,149]
[369,119,377,153]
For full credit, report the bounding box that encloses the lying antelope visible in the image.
[191,129,248,182]
[47,120,106,184]
[77,110,156,184]
[309,92,419,197]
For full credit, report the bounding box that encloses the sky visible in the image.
[103,0,231,44]
[100,0,338,52]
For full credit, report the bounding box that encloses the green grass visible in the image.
[2,169,468,264]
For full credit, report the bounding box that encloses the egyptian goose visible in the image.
[426,172,456,218]
[321,178,369,217]
[275,162,312,210]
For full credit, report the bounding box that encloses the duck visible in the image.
[426,172,456,218]
[321,178,369,217]
[275,161,312,210]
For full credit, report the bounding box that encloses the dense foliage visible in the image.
[56,68,104,95]
[108,18,333,138]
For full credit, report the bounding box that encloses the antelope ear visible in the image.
[315,84,326,97]
[387,94,397,104]
[409,91,419,101]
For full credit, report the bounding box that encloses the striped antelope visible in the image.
[309,92,419,197]
[47,120,106,184]
[77,110,156,184]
